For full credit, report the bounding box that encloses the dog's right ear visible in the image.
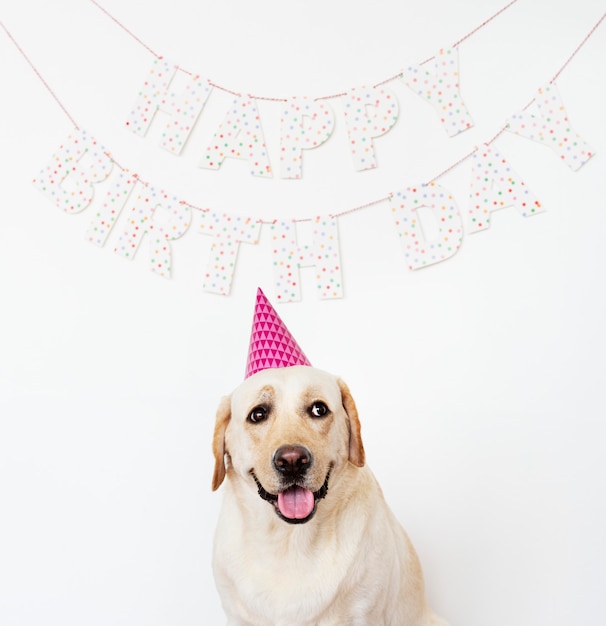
[337,378,366,468]
[212,395,231,491]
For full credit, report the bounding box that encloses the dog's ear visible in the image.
[212,395,231,491]
[337,378,365,467]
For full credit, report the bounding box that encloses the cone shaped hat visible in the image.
[245,288,312,378]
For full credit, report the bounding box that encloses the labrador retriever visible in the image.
[212,365,448,626]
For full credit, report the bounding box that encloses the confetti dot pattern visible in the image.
[33,129,113,214]
[400,47,473,137]
[507,82,594,171]
[342,86,399,171]
[279,97,334,179]
[199,211,261,295]
[113,185,191,278]
[126,58,212,156]
[270,217,343,303]
[245,288,311,379]
[389,182,463,270]
[201,96,271,177]
[468,144,544,232]
[86,169,136,246]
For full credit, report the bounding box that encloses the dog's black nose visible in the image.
[273,445,312,476]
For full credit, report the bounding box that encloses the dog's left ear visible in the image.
[337,378,365,467]
[212,395,231,491]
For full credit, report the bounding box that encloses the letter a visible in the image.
[468,144,544,232]
[200,96,272,177]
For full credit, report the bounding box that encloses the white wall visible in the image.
[1,1,604,624]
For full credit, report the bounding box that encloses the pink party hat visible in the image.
[245,288,312,378]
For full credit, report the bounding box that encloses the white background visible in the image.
[1,1,605,624]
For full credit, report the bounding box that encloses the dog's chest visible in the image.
[216,518,365,624]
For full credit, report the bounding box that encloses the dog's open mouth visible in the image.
[251,469,331,524]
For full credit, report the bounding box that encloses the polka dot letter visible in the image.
[389,182,463,270]
[400,47,473,137]
[126,57,212,155]
[342,85,399,171]
[507,82,594,171]
[468,144,544,232]
[270,217,343,302]
[201,96,271,177]
[85,169,137,246]
[33,128,113,214]
[279,97,334,179]
[113,185,191,278]
[198,211,261,295]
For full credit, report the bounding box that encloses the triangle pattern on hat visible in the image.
[245,288,311,378]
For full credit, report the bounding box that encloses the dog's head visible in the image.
[212,366,365,524]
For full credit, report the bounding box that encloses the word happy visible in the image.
[125,50,474,178]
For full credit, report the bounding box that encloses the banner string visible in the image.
[425,10,605,184]
[550,11,605,84]
[89,0,161,59]
[90,0,520,102]
[338,9,605,219]
[419,0,519,65]
[0,20,80,129]
[1,10,603,225]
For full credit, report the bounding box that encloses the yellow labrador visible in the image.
[212,366,448,626]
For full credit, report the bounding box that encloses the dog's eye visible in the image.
[309,401,329,418]
[248,406,268,424]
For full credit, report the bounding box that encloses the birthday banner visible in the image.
[1,3,603,302]
[126,49,469,178]
[32,78,593,302]
[112,0,488,179]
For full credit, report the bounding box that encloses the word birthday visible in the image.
[125,49,474,178]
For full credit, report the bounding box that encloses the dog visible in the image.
[212,365,448,625]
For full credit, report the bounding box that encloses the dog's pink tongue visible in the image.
[277,486,315,519]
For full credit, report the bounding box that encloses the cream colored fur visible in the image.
[212,366,448,626]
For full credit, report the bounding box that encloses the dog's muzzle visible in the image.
[251,446,331,524]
